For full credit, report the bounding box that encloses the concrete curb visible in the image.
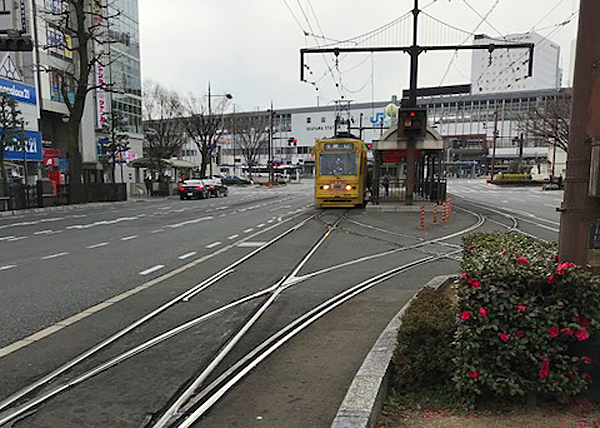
[330,274,457,428]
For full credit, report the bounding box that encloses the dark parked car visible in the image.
[222,175,251,185]
[201,177,229,197]
[179,180,210,200]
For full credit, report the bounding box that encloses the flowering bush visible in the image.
[453,233,600,399]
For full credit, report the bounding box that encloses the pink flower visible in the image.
[547,274,556,284]
[516,305,527,313]
[500,334,510,342]
[576,329,590,341]
[582,357,591,365]
[540,368,549,379]
[460,273,467,279]
[468,368,481,379]
[479,307,487,318]
[516,257,528,265]
[461,311,471,321]
[548,327,559,338]
[516,331,524,338]
[560,328,574,337]
[584,373,593,383]
[540,358,550,378]
[557,267,566,275]
[471,279,481,289]
[557,262,575,276]
[577,315,591,329]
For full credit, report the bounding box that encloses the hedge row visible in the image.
[454,233,600,398]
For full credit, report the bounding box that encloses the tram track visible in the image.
[0,206,487,428]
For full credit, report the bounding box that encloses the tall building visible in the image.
[33,0,143,191]
[471,32,562,94]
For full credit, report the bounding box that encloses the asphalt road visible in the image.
[0,183,314,348]
[0,179,562,428]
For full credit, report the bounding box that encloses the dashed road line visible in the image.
[257,223,265,228]
[151,229,164,234]
[243,228,254,233]
[121,235,138,241]
[87,242,109,249]
[206,241,222,249]
[139,265,165,276]
[228,234,239,240]
[237,241,267,248]
[41,252,69,260]
[0,265,16,271]
[178,252,197,260]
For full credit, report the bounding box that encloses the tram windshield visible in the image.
[319,152,357,176]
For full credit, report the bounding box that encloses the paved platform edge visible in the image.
[330,274,457,428]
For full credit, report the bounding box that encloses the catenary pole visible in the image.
[558,0,600,267]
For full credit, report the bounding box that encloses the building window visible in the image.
[321,116,326,123]
[306,117,311,124]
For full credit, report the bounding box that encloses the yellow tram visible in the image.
[314,136,368,207]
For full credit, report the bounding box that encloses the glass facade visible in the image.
[108,0,142,133]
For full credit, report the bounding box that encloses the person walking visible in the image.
[144,175,152,196]
[382,175,390,197]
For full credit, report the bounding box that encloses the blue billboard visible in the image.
[3,131,43,162]
[0,78,37,105]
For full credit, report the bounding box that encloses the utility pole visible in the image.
[559,0,600,267]
[404,0,420,205]
[491,109,499,179]
[269,102,274,185]
[208,82,213,177]
[232,104,236,177]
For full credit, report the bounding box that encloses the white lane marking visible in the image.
[6,236,27,242]
[237,241,267,248]
[257,224,265,228]
[67,216,141,230]
[219,214,226,218]
[166,216,213,229]
[121,235,138,241]
[243,228,254,233]
[139,265,165,276]
[267,220,274,223]
[0,265,16,271]
[87,242,109,249]
[41,252,69,260]
[206,242,222,249]
[151,229,164,234]
[0,236,15,241]
[178,252,197,260]
[228,234,239,240]
[34,230,54,235]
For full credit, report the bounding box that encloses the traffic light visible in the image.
[287,137,297,146]
[0,36,33,52]
[366,143,372,150]
[399,107,427,138]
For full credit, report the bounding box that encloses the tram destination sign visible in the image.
[324,143,354,150]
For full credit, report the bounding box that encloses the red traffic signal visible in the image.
[287,137,297,146]
[399,108,427,138]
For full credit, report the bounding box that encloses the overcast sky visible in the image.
[139,0,579,112]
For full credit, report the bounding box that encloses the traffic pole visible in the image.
[419,205,426,229]
[433,203,438,225]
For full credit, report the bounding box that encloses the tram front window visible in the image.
[319,152,357,176]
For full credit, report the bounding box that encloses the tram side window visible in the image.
[319,152,357,176]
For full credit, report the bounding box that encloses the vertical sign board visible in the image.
[93,0,109,128]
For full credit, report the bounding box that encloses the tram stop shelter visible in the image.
[371,125,446,205]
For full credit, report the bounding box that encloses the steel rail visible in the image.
[0,212,317,423]
[150,212,347,428]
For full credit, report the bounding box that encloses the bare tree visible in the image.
[179,92,230,177]
[518,90,572,153]
[235,113,270,180]
[40,0,123,202]
[99,110,129,183]
[142,80,185,181]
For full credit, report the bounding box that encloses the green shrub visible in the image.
[392,287,457,393]
[454,233,600,400]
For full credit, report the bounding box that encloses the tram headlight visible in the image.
[345,184,352,191]
[323,184,330,190]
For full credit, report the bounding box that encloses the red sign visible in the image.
[382,150,421,163]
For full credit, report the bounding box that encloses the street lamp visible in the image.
[206,82,232,177]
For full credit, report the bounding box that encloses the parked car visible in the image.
[201,177,229,197]
[179,179,210,200]
[222,175,251,185]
